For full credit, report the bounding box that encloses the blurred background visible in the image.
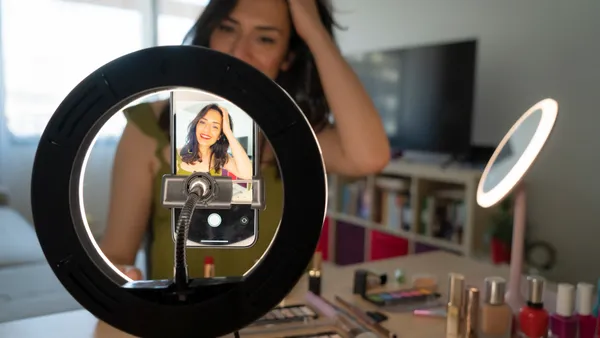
[0,0,598,323]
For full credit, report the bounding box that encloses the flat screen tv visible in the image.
[345,39,477,155]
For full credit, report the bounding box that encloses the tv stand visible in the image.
[441,153,469,169]
[401,151,453,165]
[400,150,469,168]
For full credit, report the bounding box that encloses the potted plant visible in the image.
[487,197,514,264]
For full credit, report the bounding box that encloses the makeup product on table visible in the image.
[363,287,441,308]
[518,276,549,338]
[413,308,447,318]
[353,269,388,295]
[253,304,319,326]
[411,274,438,291]
[308,251,322,296]
[203,256,215,278]
[283,331,343,338]
[242,320,335,336]
[575,282,596,338]
[550,283,577,338]
[366,311,388,323]
[241,303,329,336]
[461,286,479,338]
[305,292,377,338]
[480,277,512,338]
[394,269,405,283]
[334,295,397,338]
[446,273,465,338]
[242,319,334,336]
[592,278,600,318]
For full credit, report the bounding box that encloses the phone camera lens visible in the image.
[240,217,249,225]
[207,213,222,228]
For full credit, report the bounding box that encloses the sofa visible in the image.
[0,188,82,323]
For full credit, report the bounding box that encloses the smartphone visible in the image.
[170,89,259,248]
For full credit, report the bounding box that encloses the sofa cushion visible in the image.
[0,261,82,323]
[0,207,46,267]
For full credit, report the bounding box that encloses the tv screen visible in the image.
[346,40,477,155]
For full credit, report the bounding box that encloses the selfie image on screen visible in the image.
[171,89,258,247]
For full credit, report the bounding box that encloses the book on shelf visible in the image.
[336,177,467,246]
[420,190,467,244]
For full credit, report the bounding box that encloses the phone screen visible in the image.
[170,89,259,247]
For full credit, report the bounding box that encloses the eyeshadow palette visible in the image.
[364,287,441,307]
[253,304,319,326]
[282,331,342,338]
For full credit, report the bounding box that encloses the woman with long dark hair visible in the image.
[177,103,252,179]
[101,0,390,280]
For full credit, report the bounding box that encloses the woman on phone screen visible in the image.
[100,0,391,280]
[176,103,253,179]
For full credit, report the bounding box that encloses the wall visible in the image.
[330,0,600,283]
[2,0,599,283]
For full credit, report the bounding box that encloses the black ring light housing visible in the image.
[30,46,327,338]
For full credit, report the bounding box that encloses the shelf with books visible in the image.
[324,158,496,265]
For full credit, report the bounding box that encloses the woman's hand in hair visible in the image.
[288,0,328,42]
[220,106,234,138]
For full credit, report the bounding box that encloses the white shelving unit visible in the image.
[326,158,497,262]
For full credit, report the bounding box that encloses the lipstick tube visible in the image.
[204,256,215,278]
[308,251,322,296]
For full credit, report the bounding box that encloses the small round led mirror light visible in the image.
[30,46,327,337]
[476,98,558,208]
[475,97,558,311]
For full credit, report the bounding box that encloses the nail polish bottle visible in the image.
[518,276,549,338]
[576,282,596,338]
[550,283,577,338]
[480,277,512,338]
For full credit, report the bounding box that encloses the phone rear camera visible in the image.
[240,217,249,225]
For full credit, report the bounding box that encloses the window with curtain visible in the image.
[0,0,207,143]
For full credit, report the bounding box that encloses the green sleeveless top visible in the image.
[124,103,283,279]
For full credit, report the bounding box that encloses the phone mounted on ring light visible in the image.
[124,171,265,298]
[160,173,266,210]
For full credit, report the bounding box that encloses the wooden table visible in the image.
[0,252,556,338]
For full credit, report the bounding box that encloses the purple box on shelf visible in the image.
[415,242,439,254]
[335,221,365,265]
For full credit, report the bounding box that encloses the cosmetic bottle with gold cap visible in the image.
[446,273,465,338]
[308,251,322,296]
[461,286,480,338]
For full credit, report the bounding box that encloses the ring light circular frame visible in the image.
[30,46,327,338]
[476,98,558,208]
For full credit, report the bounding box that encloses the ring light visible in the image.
[30,46,327,337]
